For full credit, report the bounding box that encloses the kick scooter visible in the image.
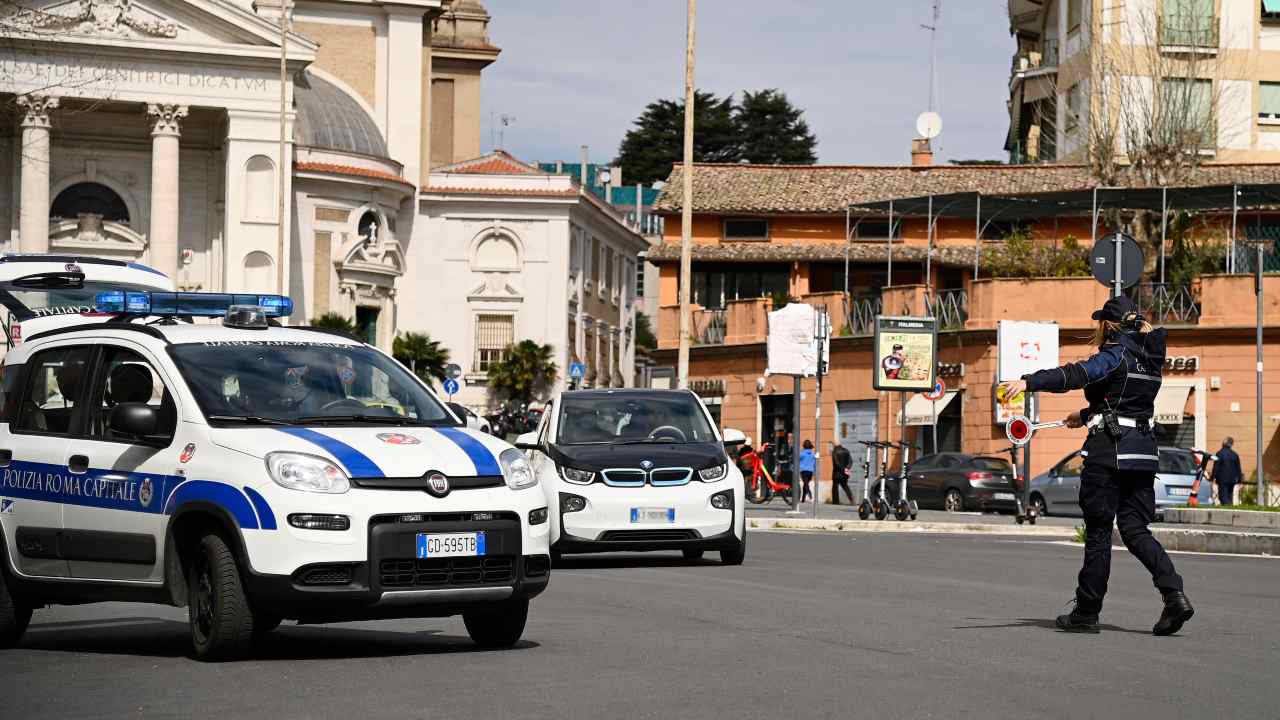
[891,441,920,522]
[855,440,881,520]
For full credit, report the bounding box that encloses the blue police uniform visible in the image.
[1019,296,1192,635]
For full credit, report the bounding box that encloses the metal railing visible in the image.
[843,294,882,337]
[1011,38,1060,73]
[925,289,968,330]
[1128,283,1200,325]
[626,212,665,236]
[1160,13,1219,48]
[692,308,726,345]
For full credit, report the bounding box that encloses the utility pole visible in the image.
[1256,240,1266,505]
[277,0,289,297]
[677,0,696,388]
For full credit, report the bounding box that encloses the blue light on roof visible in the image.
[94,291,294,318]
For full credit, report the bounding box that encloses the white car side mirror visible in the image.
[721,428,747,446]
[515,431,539,451]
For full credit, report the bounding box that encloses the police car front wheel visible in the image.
[462,597,528,648]
[0,570,33,649]
[187,532,257,661]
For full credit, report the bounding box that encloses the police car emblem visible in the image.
[64,263,82,273]
[139,478,153,507]
[640,460,654,470]
[377,432,421,445]
[425,472,450,498]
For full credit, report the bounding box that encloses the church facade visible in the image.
[0,0,642,406]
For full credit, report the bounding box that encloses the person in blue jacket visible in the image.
[798,439,817,502]
[998,296,1194,636]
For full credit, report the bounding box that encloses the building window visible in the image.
[1065,84,1082,133]
[635,251,647,298]
[1067,0,1082,33]
[50,182,129,223]
[691,265,789,309]
[1261,82,1280,119]
[1160,78,1213,146]
[474,314,514,372]
[474,232,520,271]
[243,155,276,221]
[1266,0,1280,23]
[854,221,901,240]
[723,219,769,241]
[1162,0,1216,48]
[605,247,614,296]
[590,237,600,291]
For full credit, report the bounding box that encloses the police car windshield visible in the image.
[169,341,452,426]
[556,393,715,445]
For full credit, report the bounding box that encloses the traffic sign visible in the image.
[445,363,463,380]
[569,361,586,380]
[442,377,461,396]
[922,378,946,402]
[1090,233,1144,292]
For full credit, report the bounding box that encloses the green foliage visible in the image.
[487,340,558,406]
[1074,525,1086,544]
[1238,482,1258,506]
[614,89,818,185]
[309,312,357,335]
[1164,213,1226,287]
[634,313,657,351]
[733,89,818,165]
[392,331,450,384]
[980,228,1092,279]
[769,292,800,310]
[948,159,1006,165]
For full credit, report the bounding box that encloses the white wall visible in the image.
[1221,0,1255,50]
[1219,79,1253,150]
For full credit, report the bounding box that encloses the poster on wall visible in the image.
[993,382,1036,424]
[872,316,937,392]
[997,320,1060,382]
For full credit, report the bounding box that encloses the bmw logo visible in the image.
[139,478,153,508]
[640,460,654,470]
[425,472,450,498]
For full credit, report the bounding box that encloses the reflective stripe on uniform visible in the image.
[1128,373,1162,382]
[1116,453,1159,461]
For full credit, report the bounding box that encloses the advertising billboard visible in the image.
[872,316,937,392]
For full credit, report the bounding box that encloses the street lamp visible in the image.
[1240,234,1270,506]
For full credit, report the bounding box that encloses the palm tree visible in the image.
[310,312,357,335]
[487,340,557,406]
[393,331,450,383]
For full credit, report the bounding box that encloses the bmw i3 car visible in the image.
[0,290,549,659]
[518,389,748,565]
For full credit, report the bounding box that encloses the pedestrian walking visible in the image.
[799,439,816,502]
[998,296,1193,636]
[830,443,855,504]
[1211,437,1242,506]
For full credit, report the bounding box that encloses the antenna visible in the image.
[498,113,516,149]
[920,0,941,113]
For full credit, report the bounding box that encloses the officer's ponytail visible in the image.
[1091,313,1153,346]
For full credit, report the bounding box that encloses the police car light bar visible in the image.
[94,291,294,318]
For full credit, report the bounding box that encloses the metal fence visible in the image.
[626,212,665,236]
[843,294,882,337]
[1127,283,1200,325]
[925,289,968,330]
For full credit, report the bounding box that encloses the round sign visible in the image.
[445,363,464,380]
[1090,233,1144,290]
[1005,415,1033,446]
[442,377,461,396]
[922,378,946,402]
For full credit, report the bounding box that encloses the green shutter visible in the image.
[1266,0,1280,13]
[1261,83,1280,115]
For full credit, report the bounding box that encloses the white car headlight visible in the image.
[557,464,596,485]
[265,452,351,494]
[500,448,538,491]
[698,463,728,482]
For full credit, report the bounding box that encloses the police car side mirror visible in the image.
[514,431,540,451]
[109,403,168,445]
[445,402,468,428]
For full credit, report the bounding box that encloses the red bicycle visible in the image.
[739,443,794,505]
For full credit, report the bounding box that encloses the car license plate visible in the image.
[416,531,485,558]
[1168,487,1192,497]
[994,492,1016,501]
[631,507,675,523]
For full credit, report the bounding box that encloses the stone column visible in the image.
[17,95,58,253]
[147,103,187,279]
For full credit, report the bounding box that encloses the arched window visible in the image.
[474,233,519,271]
[357,210,380,245]
[243,251,274,291]
[243,156,275,221]
[50,182,129,223]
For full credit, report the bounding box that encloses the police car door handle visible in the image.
[68,454,89,474]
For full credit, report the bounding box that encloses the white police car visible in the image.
[0,291,549,660]
[518,389,747,565]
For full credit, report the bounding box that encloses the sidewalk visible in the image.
[746,500,1280,556]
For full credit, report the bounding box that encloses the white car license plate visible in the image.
[416,531,485,558]
[994,492,1016,501]
[631,507,675,523]
[1167,487,1192,497]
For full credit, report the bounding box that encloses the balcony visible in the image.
[1011,38,1059,74]
[1129,283,1200,325]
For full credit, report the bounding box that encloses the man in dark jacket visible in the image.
[1212,437,1242,506]
[830,443,854,504]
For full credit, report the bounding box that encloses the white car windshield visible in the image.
[169,341,453,426]
[556,392,715,445]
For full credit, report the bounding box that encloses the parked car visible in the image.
[892,452,1019,513]
[1028,446,1210,517]
[447,402,491,434]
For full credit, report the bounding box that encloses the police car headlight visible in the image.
[500,448,537,491]
[698,463,728,482]
[265,452,351,494]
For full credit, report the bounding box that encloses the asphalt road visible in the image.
[3,532,1277,720]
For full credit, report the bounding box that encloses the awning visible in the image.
[899,391,958,426]
[1266,0,1280,12]
[1154,384,1194,425]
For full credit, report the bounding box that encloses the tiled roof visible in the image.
[645,241,978,268]
[653,162,1280,214]
[435,150,543,175]
[295,162,413,187]
[420,186,579,198]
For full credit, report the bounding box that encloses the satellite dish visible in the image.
[916,111,943,139]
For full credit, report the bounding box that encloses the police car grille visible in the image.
[352,476,505,491]
[379,556,515,587]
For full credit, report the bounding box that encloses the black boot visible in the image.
[1153,591,1194,636]
[1055,600,1100,634]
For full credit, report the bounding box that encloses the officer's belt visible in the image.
[1086,414,1150,431]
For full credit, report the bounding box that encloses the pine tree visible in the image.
[733,89,817,165]
[613,90,739,186]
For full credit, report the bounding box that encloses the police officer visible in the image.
[998,296,1194,636]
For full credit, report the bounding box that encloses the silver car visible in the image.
[1028,447,1211,518]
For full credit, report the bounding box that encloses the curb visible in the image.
[1150,527,1280,556]
[746,516,1075,538]
[1163,507,1280,531]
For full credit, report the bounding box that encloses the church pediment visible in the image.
[467,274,523,302]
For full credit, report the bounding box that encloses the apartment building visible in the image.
[1007,0,1280,163]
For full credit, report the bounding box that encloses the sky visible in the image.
[479,0,1015,172]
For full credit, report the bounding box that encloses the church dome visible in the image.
[293,71,388,159]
